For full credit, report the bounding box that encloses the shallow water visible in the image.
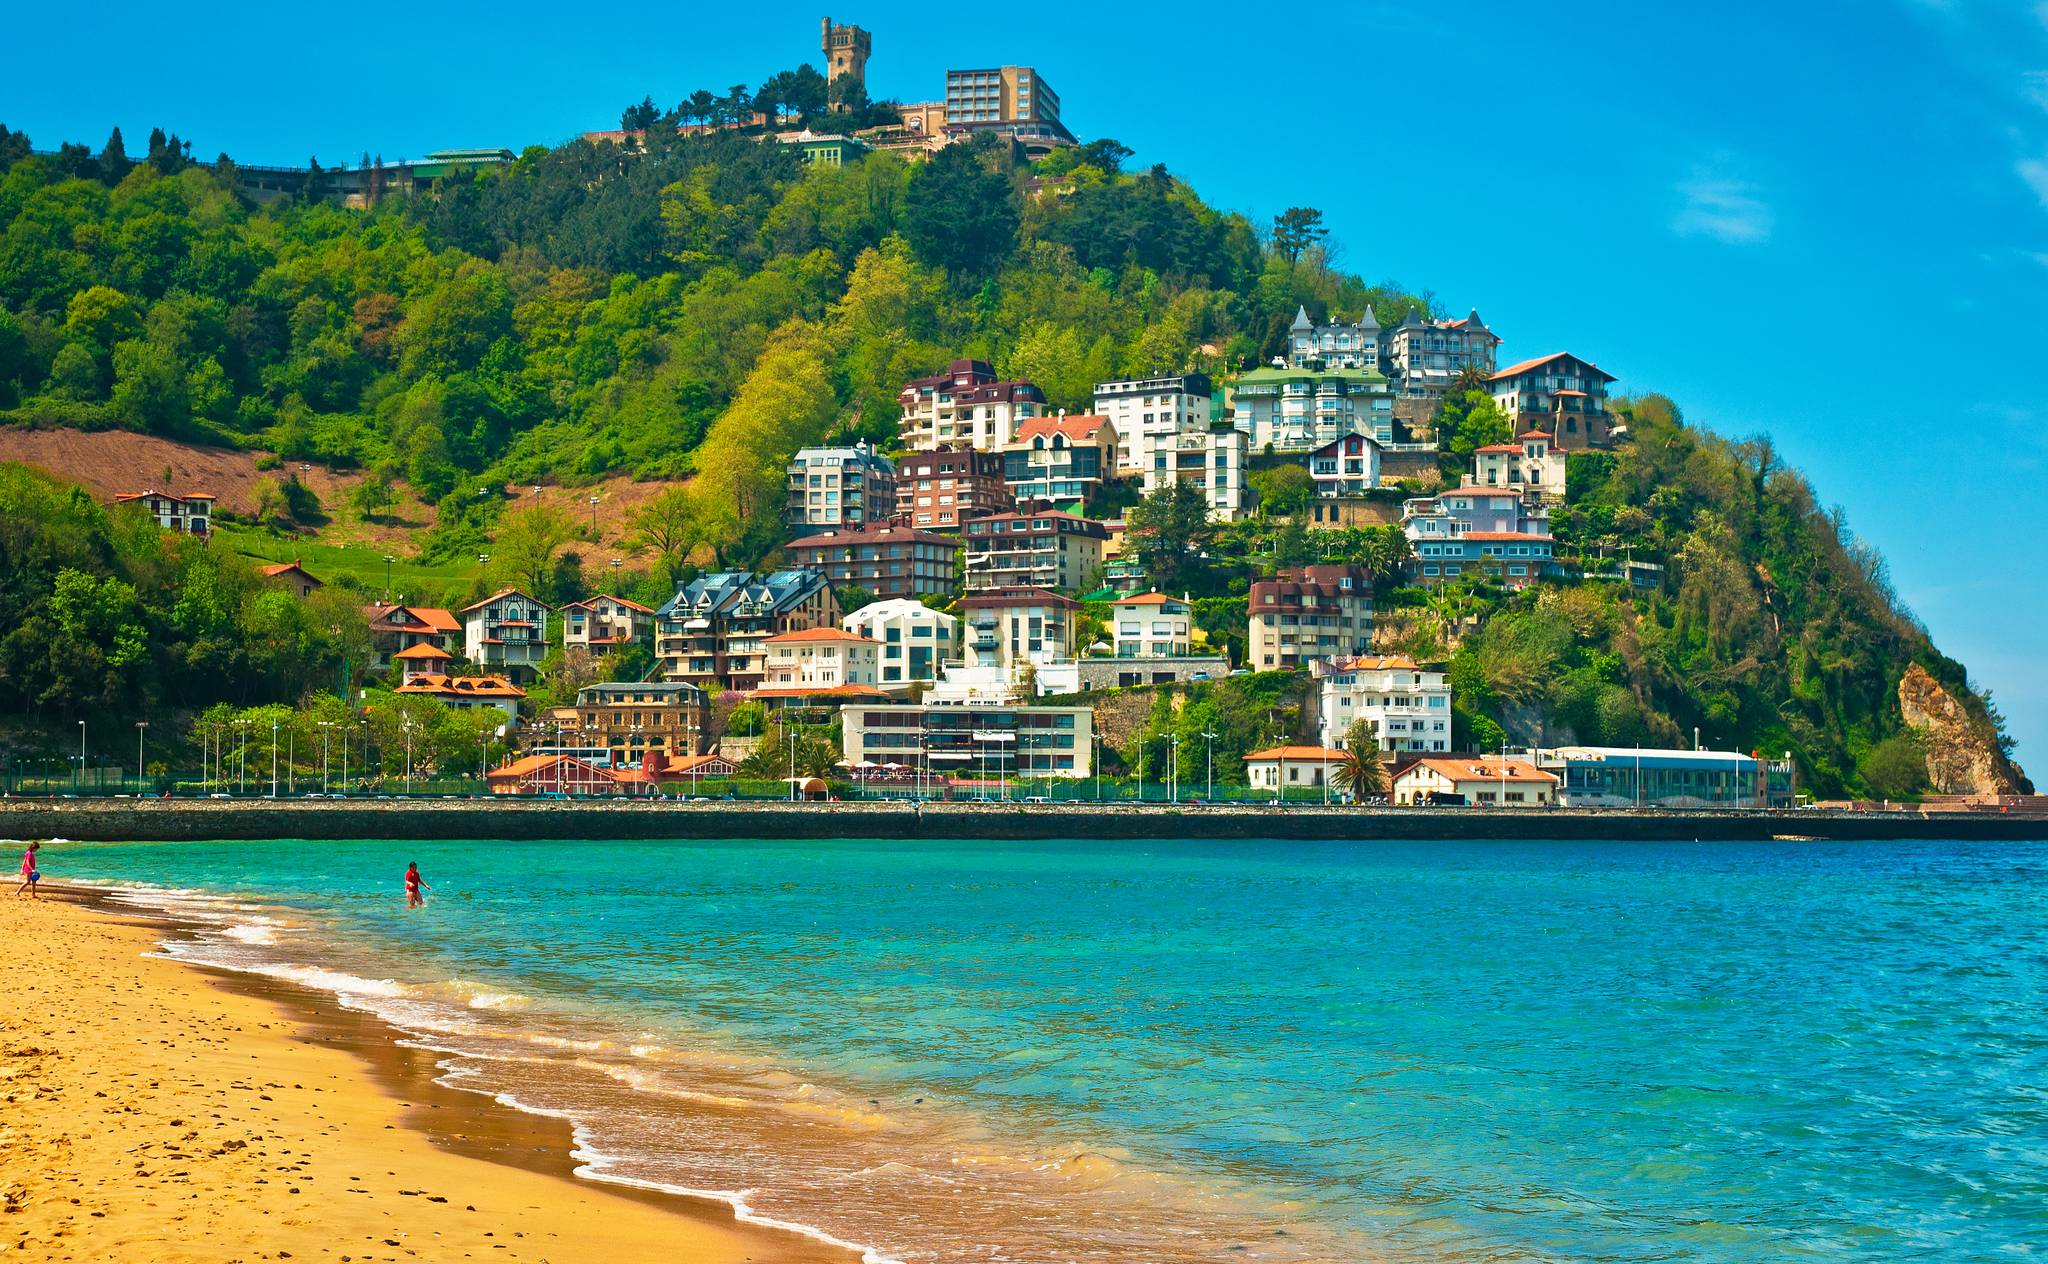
[45,834,2048,1262]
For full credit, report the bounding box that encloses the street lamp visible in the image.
[1092,729,1103,802]
[382,555,394,599]
[1202,728,1218,803]
[134,720,148,789]
[270,720,280,798]
[1170,734,1181,805]
[76,720,85,789]
[589,494,600,534]
[319,721,334,793]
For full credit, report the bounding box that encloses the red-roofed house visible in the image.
[486,753,656,797]
[1243,745,1349,793]
[1308,432,1382,498]
[392,641,457,682]
[257,560,322,598]
[756,627,881,695]
[366,603,462,671]
[1110,592,1193,658]
[113,489,215,535]
[395,673,527,731]
[561,594,653,653]
[1488,353,1617,450]
[461,588,549,684]
[1469,429,1567,501]
[1391,757,1558,806]
[1001,413,1119,508]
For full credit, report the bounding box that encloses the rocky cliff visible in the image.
[1898,663,2032,795]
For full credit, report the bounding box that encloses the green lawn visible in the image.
[214,526,483,603]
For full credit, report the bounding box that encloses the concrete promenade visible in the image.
[2,798,2044,843]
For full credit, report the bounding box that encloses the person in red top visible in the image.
[404,861,429,909]
[15,841,41,899]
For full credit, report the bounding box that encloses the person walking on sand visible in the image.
[404,861,430,909]
[15,840,41,899]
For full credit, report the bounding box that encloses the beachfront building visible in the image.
[393,673,527,733]
[113,489,215,535]
[898,359,1046,451]
[784,522,957,601]
[1313,655,1451,753]
[1382,309,1500,406]
[565,681,709,766]
[786,443,896,530]
[258,561,322,598]
[1390,757,1558,806]
[1230,363,1398,452]
[1488,353,1618,450]
[1286,306,1381,371]
[653,569,840,690]
[1469,429,1568,502]
[1000,413,1118,508]
[894,445,1013,530]
[365,603,462,673]
[758,628,881,691]
[841,702,1094,780]
[844,598,958,693]
[1308,432,1383,498]
[1246,565,1373,670]
[560,595,654,654]
[1403,488,1556,588]
[1093,372,1212,477]
[1533,746,1798,809]
[961,508,1107,593]
[1110,592,1194,658]
[1243,745,1349,793]
[460,589,550,684]
[486,753,657,797]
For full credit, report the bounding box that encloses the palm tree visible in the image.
[1336,724,1386,802]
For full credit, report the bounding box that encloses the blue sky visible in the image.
[6,0,2046,771]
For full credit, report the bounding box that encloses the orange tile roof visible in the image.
[765,627,878,644]
[1473,443,1521,454]
[1328,654,1421,671]
[395,673,527,699]
[1111,591,1183,606]
[258,561,317,579]
[1489,353,1615,383]
[1516,429,1554,440]
[1012,413,1112,444]
[392,643,455,660]
[367,605,461,634]
[1398,758,1557,785]
[745,683,891,700]
[1244,745,1348,762]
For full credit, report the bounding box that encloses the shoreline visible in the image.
[5,797,2045,843]
[1,886,865,1264]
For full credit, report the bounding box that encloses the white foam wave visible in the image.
[574,1166,910,1264]
[466,989,530,1010]
[246,962,408,1001]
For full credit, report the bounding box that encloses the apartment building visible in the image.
[1382,308,1501,404]
[1231,363,1397,451]
[961,508,1107,592]
[1143,423,1247,522]
[958,587,1077,673]
[1001,413,1118,508]
[842,703,1093,779]
[756,626,882,691]
[560,594,654,653]
[1092,373,1212,476]
[1246,565,1373,670]
[113,489,215,535]
[898,359,1046,451]
[895,445,1012,530]
[786,444,896,530]
[653,569,840,690]
[1285,306,1381,371]
[1110,592,1194,658]
[1488,353,1618,450]
[1403,487,1555,588]
[943,66,1073,153]
[844,598,958,692]
[460,589,550,684]
[568,681,709,766]
[785,522,957,601]
[1313,655,1451,753]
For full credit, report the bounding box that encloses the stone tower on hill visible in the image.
[821,18,871,101]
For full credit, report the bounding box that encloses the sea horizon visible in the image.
[43,832,2048,1263]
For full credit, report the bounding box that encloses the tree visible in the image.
[621,96,660,131]
[495,503,577,600]
[351,469,397,521]
[1127,479,1217,594]
[627,486,695,581]
[1860,730,1929,801]
[1336,720,1385,800]
[1249,465,1313,517]
[100,127,133,183]
[902,136,1020,277]
[1271,207,1326,264]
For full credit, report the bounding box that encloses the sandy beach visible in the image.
[0,889,856,1264]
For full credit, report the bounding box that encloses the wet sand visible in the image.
[0,887,858,1263]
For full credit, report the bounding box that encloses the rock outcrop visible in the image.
[1897,663,2032,795]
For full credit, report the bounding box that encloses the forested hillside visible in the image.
[0,120,2026,797]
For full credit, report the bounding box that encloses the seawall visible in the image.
[3,800,2044,843]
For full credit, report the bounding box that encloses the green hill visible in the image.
[0,121,2027,798]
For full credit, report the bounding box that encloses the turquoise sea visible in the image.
[44,834,2048,1262]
